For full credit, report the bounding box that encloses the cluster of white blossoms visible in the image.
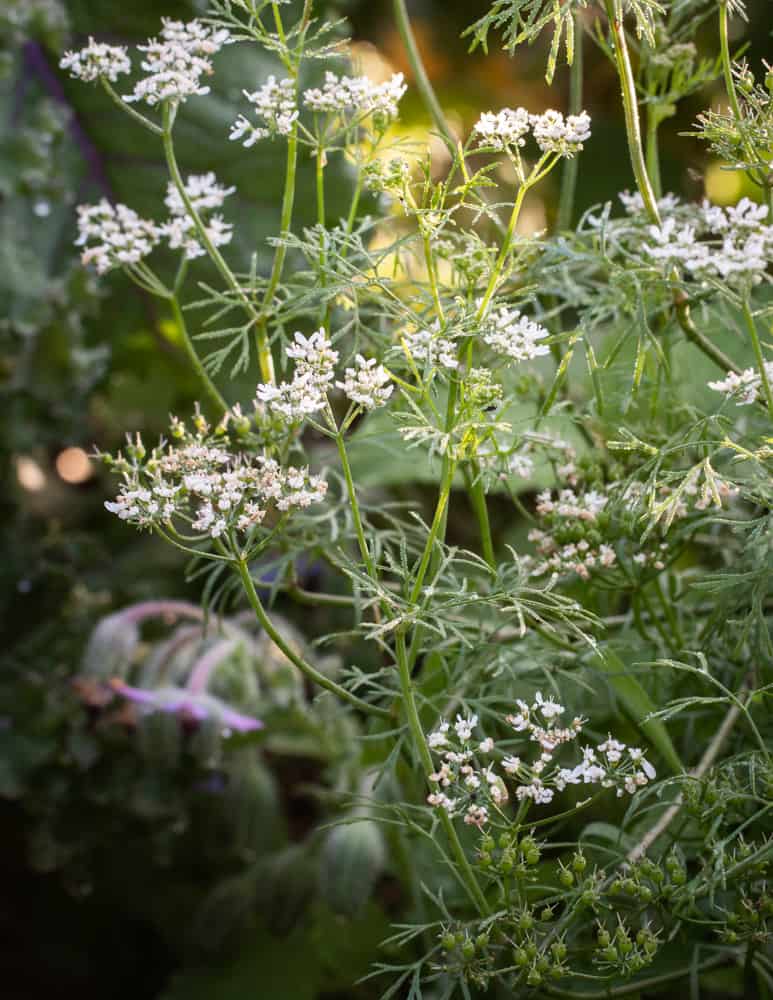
[709,362,773,406]
[623,195,773,285]
[102,412,327,539]
[473,107,591,157]
[482,306,551,363]
[76,170,235,273]
[256,329,393,422]
[123,18,231,107]
[230,77,297,147]
[399,322,460,372]
[528,488,618,580]
[336,355,393,410]
[303,71,406,121]
[161,173,234,259]
[75,200,160,274]
[426,696,656,827]
[60,37,131,83]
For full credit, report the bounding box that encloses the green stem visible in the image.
[316,145,328,327]
[422,232,445,324]
[396,631,489,914]
[335,432,378,582]
[100,79,163,135]
[409,457,456,604]
[741,297,773,419]
[545,954,727,999]
[477,177,533,318]
[392,0,456,156]
[719,1,759,177]
[256,123,299,370]
[645,105,663,201]
[161,104,274,384]
[556,14,583,232]
[674,294,742,375]
[603,0,660,225]
[237,558,389,717]
[170,294,228,414]
[464,466,495,570]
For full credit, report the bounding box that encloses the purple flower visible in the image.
[109,679,263,733]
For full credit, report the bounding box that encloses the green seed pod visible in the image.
[551,941,567,961]
[479,851,492,868]
[540,906,553,922]
[560,868,574,887]
[442,933,456,952]
[462,940,476,961]
[513,947,529,967]
[536,955,550,973]
[525,941,538,959]
[518,911,534,932]
[572,852,587,874]
[475,933,490,952]
[526,969,543,986]
[482,834,495,853]
[639,885,653,903]
[601,945,618,963]
[525,848,540,865]
[597,928,611,948]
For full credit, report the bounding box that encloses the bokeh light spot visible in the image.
[56,447,94,484]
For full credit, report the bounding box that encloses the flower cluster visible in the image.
[336,355,393,410]
[303,71,406,122]
[473,108,530,152]
[60,37,131,83]
[162,173,234,259]
[530,110,592,156]
[481,306,551,363]
[528,488,618,580]
[125,18,231,106]
[230,77,297,147]
[399,322,460,371]
[635,196,773,286]
[102,411,327,539]
[75,200,160,274]
[426,696,656,827]
[257,329,338,422]
[473,107,592,157]
[709,362,773,406]
[256,329,393,422]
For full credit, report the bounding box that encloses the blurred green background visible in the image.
[1,0,771,997]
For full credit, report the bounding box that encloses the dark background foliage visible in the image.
[1,1,770,997]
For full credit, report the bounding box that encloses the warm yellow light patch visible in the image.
[56,447,94,484]
[704,162,744,204]
[16,456,46,492]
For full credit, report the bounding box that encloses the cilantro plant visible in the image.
[60,0,772,995]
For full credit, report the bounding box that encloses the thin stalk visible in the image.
[316,146,328,327]
[422,232,445,324]
[477,178,532,318]
[545,954,726,999]
[100,79,163,135]
[627,683,750,863]
[392,0,456,156]
[556,14,584,232]
[719,2,758,175]
[396,631,489,914]
[603,0,661,225]
[335,432,378,582]
[674,294,742,375]
[237,558,389,718]
[464,466,495,570]
[741,297,773,418]
[409,457,456,604]
[645,104,663,200]
[256,123,299,374]
[170,294,228,414]
[161,104,274,384]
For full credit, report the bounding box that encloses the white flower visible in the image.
[598,735,626,764]
[482,306,550,363]
[160,173,235,258]
[478,737,494,753]
[60,38,131,82]
[337,355,393,410]
[463,804,489,827]
[454,713,478,742]
[534,691,564,720]
[231,77,298,146]
[709,364,773,405]
[401,323,459,371]
[75,199,160,274]
[125,18,231,106]
[530,109,591,156]
[473,107,531,152]
[257,329,338,423]
[427,792,457,813]
[303,71,406,120]
[428,719,450,748]
[164,172,235,216]
[502,755,521,774]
